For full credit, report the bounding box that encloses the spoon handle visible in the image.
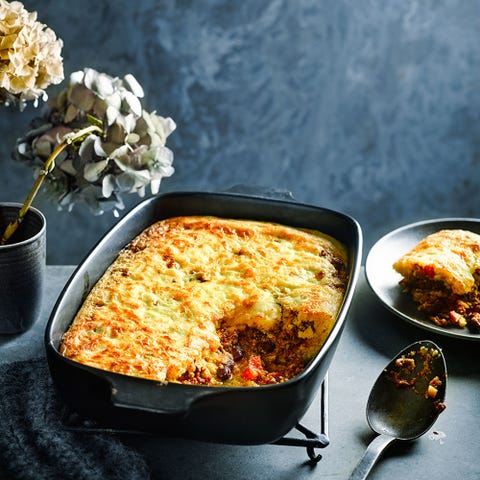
[348,434,397,480]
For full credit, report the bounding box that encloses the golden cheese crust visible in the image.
[60,216,348,386]
[393,229,480,331]
[393,229,480,295]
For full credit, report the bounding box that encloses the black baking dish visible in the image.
[45,190,362,445]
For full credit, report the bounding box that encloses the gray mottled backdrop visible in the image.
[1,0,479,264]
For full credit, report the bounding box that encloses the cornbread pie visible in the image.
[60,216,348,386]
[393,229,480,332]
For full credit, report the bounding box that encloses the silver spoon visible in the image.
[349,339,447,479]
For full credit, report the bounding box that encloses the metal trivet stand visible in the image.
[272,376,329,463]
[61,375,330,464]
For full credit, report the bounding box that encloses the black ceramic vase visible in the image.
[0,203,46,334]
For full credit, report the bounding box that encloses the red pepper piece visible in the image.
[241,355,263,381]
[422,265,435,279]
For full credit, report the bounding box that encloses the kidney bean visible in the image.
[217,364,232,381]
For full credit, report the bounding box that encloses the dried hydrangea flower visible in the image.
[0,0,64,109]
[14,68,176,215]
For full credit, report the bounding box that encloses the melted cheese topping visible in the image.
[60,216,348,385]
[393,229,480,295]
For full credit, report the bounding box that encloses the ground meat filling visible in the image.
[400,275,480,333]
[217,324,308,386]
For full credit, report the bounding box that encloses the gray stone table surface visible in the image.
[1,266,479,479]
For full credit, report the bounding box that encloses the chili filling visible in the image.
[400,276,480,333]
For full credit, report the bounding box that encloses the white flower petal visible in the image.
[123,91,142,116]
[84,159,109,182]
[96,73,115,97]
[124,74,144,98]
[151,145,174,167]
[70,70,84,85]
[163,117,177,136]
[105,91,122,111]
[93,135,107,157]
[106,105,120,126]
[82,68,96,89]
[110,145,131,163]
[150,178,161,194]
[117,113,137,134]
[17,142,28,155]
[102,174,116,198]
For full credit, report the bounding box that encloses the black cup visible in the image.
[0,203,46,334]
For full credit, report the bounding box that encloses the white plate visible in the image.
[365,218,480,341]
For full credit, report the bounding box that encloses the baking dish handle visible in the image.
[222,184,295,200]
[108,375,210,417]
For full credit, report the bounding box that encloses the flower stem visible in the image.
[0,125,102,245]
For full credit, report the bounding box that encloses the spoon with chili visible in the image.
[348,339,447,479]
